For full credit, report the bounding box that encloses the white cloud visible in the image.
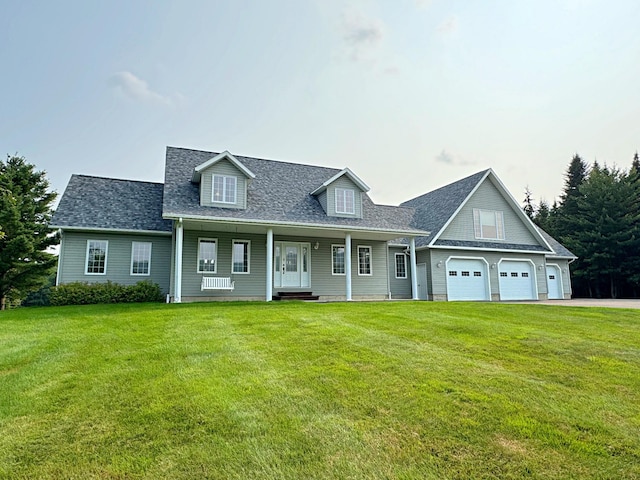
[108,71,183,107]
[437,15,458,35]
[435,149,476,166]
[341,10,386,62]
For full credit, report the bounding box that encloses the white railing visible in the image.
[201,277,235,291]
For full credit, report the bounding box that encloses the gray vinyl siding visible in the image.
[429,249,547,300]
[416,249,433,296]
[58,231,172,294]
[325,177,363,219]
[317,190,328,213]
[440,179,541,246]
[388,246,412,298]
[199,159,247,209]
[547,259,572,299]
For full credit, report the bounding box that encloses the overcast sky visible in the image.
[2,0,639,208]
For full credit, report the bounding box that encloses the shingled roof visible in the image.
[162,146,425,235]
[536,227,577,258]
[51,175,172,233]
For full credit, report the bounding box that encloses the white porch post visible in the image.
[266,228,273,302]
[345,233,352,301]
[174,218,184,303]
[410,237,418,300]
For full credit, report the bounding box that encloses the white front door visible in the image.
[417,263,428,300]
[546,265,563,299]
[274,242,311,288]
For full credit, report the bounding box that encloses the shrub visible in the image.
[49,281,164,306]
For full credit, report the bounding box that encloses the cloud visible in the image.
[108,71,183,107]
[435,149,476,166]
[437,15,458,35]
[341,10,386,62]
[414,0,433,9]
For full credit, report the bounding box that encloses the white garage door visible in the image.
[499,260,537,300]
[446,258,489,301]
[546,265,563,299]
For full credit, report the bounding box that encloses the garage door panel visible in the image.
[499,261,536,300]
[446,259,489,301]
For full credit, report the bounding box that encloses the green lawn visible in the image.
[1,302,639,479]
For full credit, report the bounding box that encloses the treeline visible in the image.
[524,153,640,298]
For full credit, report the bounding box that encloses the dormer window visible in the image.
[212,174,237,204]
[335,188,355,214]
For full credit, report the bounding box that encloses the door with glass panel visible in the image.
[274,242,310,288]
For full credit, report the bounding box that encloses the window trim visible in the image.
[130,241,152,276]
[232,239,251,274]
[197,237,218,274]
[85,240,108,275]
[473,208,505,240]
[357,245,372,276]
[211,174,237,204]
[335,188,355,214]
[394,253,407,279]
[331,244,346,276]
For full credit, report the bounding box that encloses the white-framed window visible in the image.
[395,253,407,279]
[332,244,345,275]
[212,174,237,204]
[197,238,218,273]
[232,239,250,274]
[335,188,355,214]
[85,240,108,275]
[358,246,372,276]
[131,242,152,276]
[473,209,505,240]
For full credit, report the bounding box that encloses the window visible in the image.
[474,271,482,277]
[522,272,529,278]
[358,246,372,276]
[335,188,355,214]
[549,275,555,280]
[198,238,217,273]
[332,245,345,275]
[449,271,458,276]
[131,242,152,275]
[85,240,108,274]
[212,175,237,204]
[473,209,505,240]
[461,271,470,277]
[395,253,407,279]
[511,272,518,277]
[232,240,250,274]
[500,272,508,277]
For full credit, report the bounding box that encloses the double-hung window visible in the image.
[473,209,505,240]
[335,188,355,214]
[85,240,108,275]
[198,238,217,273]
[395,253,407,279]
[131,242,152,275]
[358,246,372,276]
[232,240,250,274]
[212,175,237,204]
[332,245,345,275]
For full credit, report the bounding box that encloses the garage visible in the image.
[546,265,563,299]
[498,260,537,300]
[446,258,490,301]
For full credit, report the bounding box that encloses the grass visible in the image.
[1,301,639,479]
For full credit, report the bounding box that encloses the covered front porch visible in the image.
[170,218,421,302]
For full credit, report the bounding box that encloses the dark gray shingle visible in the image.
[51,175,172,232]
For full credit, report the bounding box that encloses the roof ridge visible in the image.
[401,169,489,206]
[72,174,164,186]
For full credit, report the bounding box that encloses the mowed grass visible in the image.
[1,302,639,479]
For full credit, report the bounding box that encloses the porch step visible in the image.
[273,291,319,301]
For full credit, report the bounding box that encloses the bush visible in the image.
[49,281,164,306]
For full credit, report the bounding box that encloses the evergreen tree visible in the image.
[523,186,535,219]
[0,155,58,309]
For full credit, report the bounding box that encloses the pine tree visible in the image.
[523,186,535,219]
[0,155,58,309]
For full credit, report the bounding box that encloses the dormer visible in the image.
[311,168,370,219]
[191,151,255,209]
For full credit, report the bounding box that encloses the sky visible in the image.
[2,0,639,209]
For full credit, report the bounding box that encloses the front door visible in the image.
[274,242,311,288]
[417,263,428,300]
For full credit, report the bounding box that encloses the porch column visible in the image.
[410,237,419,300]
[345,233,352,301]
[175,218,184,303]
[266,228,273,301]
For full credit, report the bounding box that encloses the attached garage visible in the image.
[546,264,563,299]
[445,258,490,301]
[498,260,537,300]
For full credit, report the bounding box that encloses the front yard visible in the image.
[1,302,639,479]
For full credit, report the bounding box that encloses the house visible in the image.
[51,146,576,302]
